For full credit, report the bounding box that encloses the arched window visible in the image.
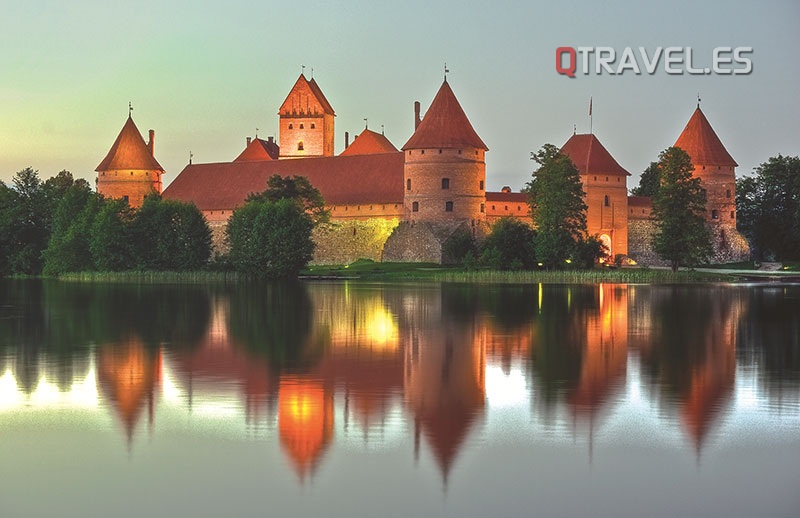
[442,178,450,189]
[445,201,453,212]
[480,203,485,213]
[479,180,484,190]
[412,201,419,212]
[604,195,610,207]
[712,209,719,219]
[726,189,731,198]
[288,124,293,129]
[298,141,304,151]
[311,123,315,129]
[300,123,304,129]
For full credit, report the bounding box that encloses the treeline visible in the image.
[0,168,211,277]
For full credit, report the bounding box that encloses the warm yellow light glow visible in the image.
[365,306,399,350]
[160,362,183,404]
[68,366,99,407]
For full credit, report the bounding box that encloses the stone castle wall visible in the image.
[311,218,400,264]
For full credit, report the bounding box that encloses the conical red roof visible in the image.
[340,129,398,156]
[402,80,488,151]
[560,133,630,176]
[674,107,737,167]
[234,138,277,162]
[96,116,163,172]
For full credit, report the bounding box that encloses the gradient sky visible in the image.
[1,0,798,191]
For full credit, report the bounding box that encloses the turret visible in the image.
[95,114,164,208]
[278,74,335,158]
[401,80,488,224]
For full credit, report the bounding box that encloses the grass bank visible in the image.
[57,271,243,284]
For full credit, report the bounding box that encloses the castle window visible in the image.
[504,205,508,210]
[421,150,425,155]
[617,177,620,182]
[712,209,719,219]
[726,189,731,198]
[311,123,315,129]
[604,195,610,207]
[731,211,735,219]
[442,178,450,189]
[702,165,706,170]
[300,124,304,129]
[445,201,453,212]
[480,203,485,213]
[479,180,484,190]
[353,227,356,236]
[130,172,134,176]
[594,176,597,181]
[517,206,521,211]
[458,150,462,154]
[298,141,304,151]
[412,201,419,212]
[289,124,293,129]
[606,177,609,182]
[122,195,129,203]
[439,149,442,154]
[475,150,478,155]
[407,179,411,190]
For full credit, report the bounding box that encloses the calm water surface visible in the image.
[0,280,798,517]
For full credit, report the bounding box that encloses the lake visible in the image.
[0,279,798,517]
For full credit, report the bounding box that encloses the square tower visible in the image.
[279,74,335,158]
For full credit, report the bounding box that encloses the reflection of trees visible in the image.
[736,286,800,397]
[528,285,595,409]
[227,281,320,371]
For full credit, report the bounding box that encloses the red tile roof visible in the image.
[233,138,278,162]
[279,74,335,116]
[340,129,398,156]
[674,107,737,167]
[163,152,404,211]
[485,191,529,203]
[96,116,164,172]
[560,133,629,176]
[402,80,488,151]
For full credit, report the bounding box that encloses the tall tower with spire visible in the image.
[96,113,164,208]
[401,79,488,224]
[278,73,335,158]
[674,105,749,261]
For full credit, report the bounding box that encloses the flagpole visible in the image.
[589,96,593,135]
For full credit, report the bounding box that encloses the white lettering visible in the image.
[639,47,663,74]
[595,47,616,74]
[664,47,684,74]
[685,47,705,74]
[733,47,753,74]
[713,47,733,74]
[616,47,641,74]
[577,47,594,75]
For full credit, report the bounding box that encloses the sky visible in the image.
[1,0,798,191]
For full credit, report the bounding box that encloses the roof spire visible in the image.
[311,67,314,79]
[300,64,306,76]
[128,101,133,118]
[364,118,368,130]
[444,62,449,82]
[189,150,193,165]
[697,92,701,108]
[255,127,259,138]
[573,123,577,135]
[381,124,384,135]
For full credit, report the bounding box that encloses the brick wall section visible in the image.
[97,169,162,208]
[311,218,400,264]
[403,148,486,223]
[583,173,628,257]
[278,113,334,158]
[627,219,664,266]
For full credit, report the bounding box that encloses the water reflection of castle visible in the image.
[0,281,796,481]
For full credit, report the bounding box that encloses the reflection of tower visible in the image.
[402,289,486,481]
[96,338,161,444]
[278,376,334,481]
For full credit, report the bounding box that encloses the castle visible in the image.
[95,73,749,264]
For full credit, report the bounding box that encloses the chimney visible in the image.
[148,129,155,156]
[501,186,512,193]
[247,136,252,146]
[345,131,350,149]
[414,101,421,130]
[268,136,274,143]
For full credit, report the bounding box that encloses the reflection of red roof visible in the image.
[403,80,488,151]
[234,138,279,162]
[486,191,528,203]
[560,134,629,176]
[418,405,482,479]
[340,129,398,156]
[279,74,335,116]
[674,107,737,167]
[627,196,653,207]
[96,116,164,172]
[163,152,404,210]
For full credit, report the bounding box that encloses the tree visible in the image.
[442,228,478,265]
[226,198,315,278]
[90,198,135,271]
[247,174,330,225]
[736,155,800,261]
[480,218,537,270]
[525,144,588,269]
[43,179,99,275]
[631,161,660,197]
[652,147,712,271]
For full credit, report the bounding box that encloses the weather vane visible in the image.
[189,151,193,165]
[381,124,385,135]
[255,127,259,138]
[128,101,132,117]
[301,64,306,75]
[364,118,368,130]
[444,62,449,81]
[697,92,701,108]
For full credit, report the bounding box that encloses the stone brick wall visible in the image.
[583,173,628,257]
[383,220,489,263]
[627,219,663,266]
[311,218,400,264]
[97,169,162,208]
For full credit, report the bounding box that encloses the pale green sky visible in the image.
[1,0,798,191]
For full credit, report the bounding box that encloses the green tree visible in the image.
[247,174,330,225]
[736,155,800,260]
[90,198,134,271]
[226,198,315,278]
[442,227,478,265]
[631,161,660,197]
[43,179,99,275]
[652,147,712,271]
[525,144,588,269]
[480,217,537,270]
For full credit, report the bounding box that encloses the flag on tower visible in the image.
[589,96,592,117]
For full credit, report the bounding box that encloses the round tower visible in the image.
[96,114,164,208]
[401,80,488,224]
